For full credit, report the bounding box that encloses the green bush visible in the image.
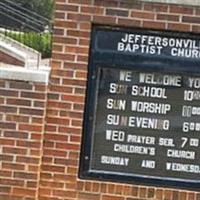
[3,31,52,58]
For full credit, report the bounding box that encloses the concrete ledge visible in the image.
[0,64,50,84]
[141,0,200,6]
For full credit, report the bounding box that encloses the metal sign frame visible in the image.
[79,25,200,190]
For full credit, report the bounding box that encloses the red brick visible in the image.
[0,80,5,87]
[118,18,141,27]
[192,25,200,33]
[52,190,76,198]
[16,156,39,164]
[47,117,70,125]
[69,151,79,159]
[102,195,124,200]
[41,165,65,173]
[131,186,138,196]
[0,178,24,186]
[14,172,37,180]
[48,100,72,109]
[80,22,91,31]
[31,117,43,124]
[147,188,155,198]
[54,11,65,19]
[54,20,78,29]
[12,187,36,197]
[144,3,168,12]
[93,16,116,24]
[0,154,14,162]
[26,181,37,188]
[0,105,17,113]
[58,127,81,135]
[94,0,118,7]
[78,192,100,200]
[188,193,195,200]
[33,101,46,108]
[21,92,45,100]
[85,182,92,191]
[67,13,91,21]
[51,69,74,77]
[170,5,193,14]
[172,191,179,200]
[47,93,60,100]
[81,6,104,15]
[182,16,200,24]
[52,53,75,61]
[6,115,29,123]
[168,23,190,32]
[70,135,81,143]
[40,180,64,188]
[67,166,78,174]
[38,188,51,196]
[0,122,16,129]
[68,111,83,119]
[0,138,15,145]
[92,182,100,193]
[67,30,90,38]
[9,82,33,90]
[0,96,5,104]
[139,187,147,198]
[107,184,115,193]
[3,147,27,155]
[0,51,24,67]
[19,124,43,132]
[65,46,89,55]
[68,0,91,4]
[55,142,80,150]
[79,38,90,46]
[52,44,63,52]
[61,94,85,103]
[55,4,79,12]
[0,89,17,97]
[77,55,89,63]
[179,192,187,200]
[34,84,47,92]
[16,140,41,148]
[6,98,31,106]
[53,36,77,45]
[45,133,68,141]
[43,149,67,157]
[131,11,155,20]
[120,1,142,9]
[43,141,54,148]
[123,185,132,196]
[19,108,44,116]
[0,186,11,193]
[143,21,166,29]
[2,163,25,171]
[75,71,87,79]
[106,8,129,17]
[73,103,84,111]
[164,190,173,200]
[64,62,87,70]
[157,14,179,22]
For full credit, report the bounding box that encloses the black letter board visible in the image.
[79,25,200,190]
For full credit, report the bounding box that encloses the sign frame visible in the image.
[79,25,200,191]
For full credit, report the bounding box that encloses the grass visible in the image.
[2,31,52,58]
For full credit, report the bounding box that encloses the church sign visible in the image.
[79,26,200,190]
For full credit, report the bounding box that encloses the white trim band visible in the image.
[0,65,50,84]
[141,0,200,6]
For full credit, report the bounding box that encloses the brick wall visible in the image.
[1,0,200,200]
[0,79,48,200]
[39,0,200,200]
[0,51,24,67]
